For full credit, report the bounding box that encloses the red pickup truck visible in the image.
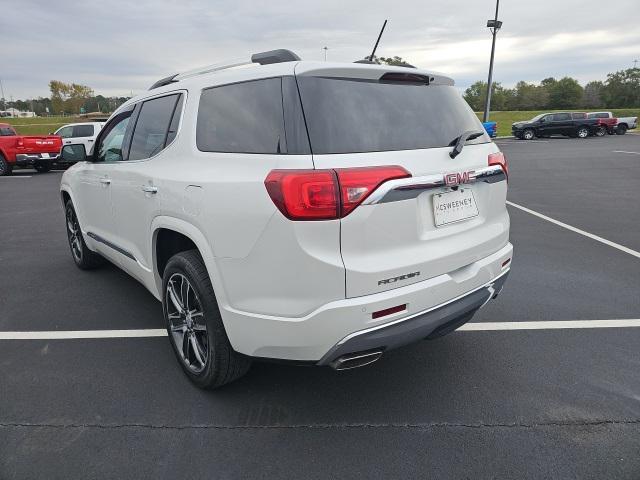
[0,123,63,176]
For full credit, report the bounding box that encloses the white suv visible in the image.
[60,49,512,389]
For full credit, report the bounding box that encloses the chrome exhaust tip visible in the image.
[330,350,383,371]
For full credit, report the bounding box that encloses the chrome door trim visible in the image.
[363,165,506,205]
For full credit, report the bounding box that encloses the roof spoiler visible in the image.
[149,49,301,90]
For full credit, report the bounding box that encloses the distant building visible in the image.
[0,108,36,118]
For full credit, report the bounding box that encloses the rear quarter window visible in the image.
[196,78,286,154]
[296,77,488,154]
[72,125,94,137]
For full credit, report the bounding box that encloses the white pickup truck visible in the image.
[587,111,637,135]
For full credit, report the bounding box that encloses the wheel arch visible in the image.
[151,216,227,307]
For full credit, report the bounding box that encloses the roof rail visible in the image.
[251,49,300,65]
[148,49,301,90]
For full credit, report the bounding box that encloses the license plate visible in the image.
[433,188,479,227]
[40,153,50,159]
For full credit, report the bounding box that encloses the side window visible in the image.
[197,78,286,154]
[128,94,180,161]
[571,112,586,120]
[554,113,571,121]
[72,125,94,137]
[95,112,132,163]
[56,126,73,138]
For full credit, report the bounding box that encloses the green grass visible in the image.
[477,109,640,137]
[3,109,638,137]
[0,116,83,135]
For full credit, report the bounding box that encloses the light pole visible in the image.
[323,46,328,61]
[482,0,502,123]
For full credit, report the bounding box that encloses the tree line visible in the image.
[2,80,130,116]
[464,67,640,111]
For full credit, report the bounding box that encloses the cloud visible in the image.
[1,0,638,99]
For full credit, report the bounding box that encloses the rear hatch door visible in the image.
[295,64,510,298]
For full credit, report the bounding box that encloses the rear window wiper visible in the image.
[449,130,485,159]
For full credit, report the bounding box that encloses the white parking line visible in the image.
[0,175,32,179]
[613,150,640,155]
[1,320,640,340]
[0,329,167,340]
[507,201,640,259]
[459,319,640,331]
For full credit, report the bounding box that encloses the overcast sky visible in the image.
[2,0,638,99]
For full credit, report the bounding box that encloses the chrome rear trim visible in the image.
[364,164,505,205]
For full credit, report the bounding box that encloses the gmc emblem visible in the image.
[444,170,476,186]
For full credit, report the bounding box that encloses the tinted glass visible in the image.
[296,78,488,154]
[197,78,285,154]
[0,126,15,136]
[96,114,131,162]
[571,112,586,119]
[553,113,571,121]
[165,94,184,146]
[587,113,607,119]
[56,126,73,138]
[129,94,179,160]
[72,124,94,137]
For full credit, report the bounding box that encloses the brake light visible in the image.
[264,166,411,220]
[488,151,508,180]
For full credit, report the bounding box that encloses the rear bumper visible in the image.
[15,153,59,167]
[223,242,513,362]
[317,269,509,366]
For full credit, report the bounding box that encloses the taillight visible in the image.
[264,166,411,220]
[488,151,508,180]
[335,166,411,216]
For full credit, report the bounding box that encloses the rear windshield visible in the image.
[296,77,488,154]
[0,126,15,136]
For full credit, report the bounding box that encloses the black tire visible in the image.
[0,154,12,176]
[522,129,535,140]
[594,126,607,137]
[65,201,106,270]
[34,163,51,173]
[616,124,627,135]
[576,126,589,139]
[162,250,251,389]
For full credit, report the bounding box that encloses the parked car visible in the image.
[60,49,512,389]
[482,121,497,138]
[587,112,637,135]
[512,112,600,140]
[54,122,105,166]
[0,123,63,175]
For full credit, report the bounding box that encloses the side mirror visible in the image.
[539,118,546,123]
[61,144,87,163]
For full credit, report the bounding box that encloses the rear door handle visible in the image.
[141,185,158,194]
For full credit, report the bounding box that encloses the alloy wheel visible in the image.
[166,273,209,374]
[66,208,83,262]
[577,128,588,138]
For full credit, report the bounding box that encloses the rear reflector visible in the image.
[488,151,508,180]
[265,166,410,220]
[372,304,407,319]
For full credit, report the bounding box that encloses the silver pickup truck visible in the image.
[587,111,638,135]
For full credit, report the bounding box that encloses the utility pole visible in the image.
[323,46,328,61]
[482,0,502,123]
[0,78,5,110]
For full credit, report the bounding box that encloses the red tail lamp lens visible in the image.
[265,166,411,220]
[488,151,508,179]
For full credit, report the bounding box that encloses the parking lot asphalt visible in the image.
[1,134,639,479]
